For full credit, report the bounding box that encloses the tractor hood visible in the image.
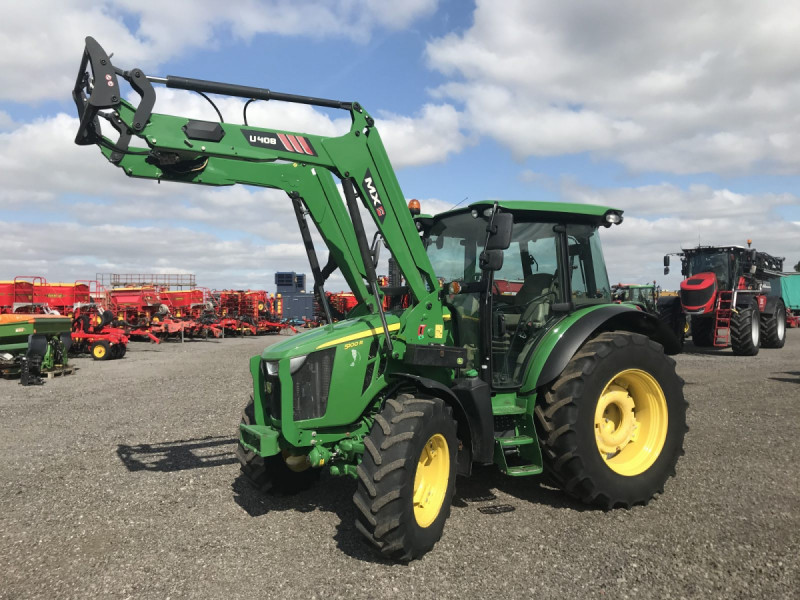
[261,314,401,360]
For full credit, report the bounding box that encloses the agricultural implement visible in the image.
[780,273,800,328]
[71,304,129,360]
[0,314,73,384]
[0,277,129,360]
[664,244,786,354]
[74,37,687,561]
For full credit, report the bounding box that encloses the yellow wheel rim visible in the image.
[413,433,450,528]
[93,345,106,359]
[595,369,668,476]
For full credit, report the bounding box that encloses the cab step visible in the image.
[494,433,542,477]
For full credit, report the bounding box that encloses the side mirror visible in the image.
[663,255,670,267]
[479,249,504,271]
[486,213,513,251]
[664,266,670,275]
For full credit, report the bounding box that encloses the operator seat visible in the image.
[513,273,554,307]
[503,273,554,329]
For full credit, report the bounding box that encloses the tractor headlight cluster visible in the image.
[604,211,624,227]
[289,355,307,374]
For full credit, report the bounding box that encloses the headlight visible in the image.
[289,355,307,374]
[604,211,624,226]
[265,361,279,375]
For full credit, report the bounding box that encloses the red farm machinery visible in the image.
[214,289,294,335]
[664,243,787,355]
[0,277,128,361]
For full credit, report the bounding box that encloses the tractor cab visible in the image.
[422,201,617,388]
[611,284,658,314]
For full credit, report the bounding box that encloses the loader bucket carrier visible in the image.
[74,37,687,561]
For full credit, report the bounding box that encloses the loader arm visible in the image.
[73,36,439,320]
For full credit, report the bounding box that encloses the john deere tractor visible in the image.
[74,37,687,560]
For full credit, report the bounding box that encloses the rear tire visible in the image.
[731,303,760,356]
[760,300,786,348]
[353,394,458,561]
[691,316,714,347]
[535,332,686,509]
[235,398,319,494]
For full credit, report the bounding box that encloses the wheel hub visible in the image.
[594,369,669,476]
[595,385,638,455]
[413,433,449,528]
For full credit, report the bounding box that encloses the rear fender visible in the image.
[530,305,680,392]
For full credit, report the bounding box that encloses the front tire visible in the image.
[731,303,760,356]
[535,332,686,509]
[657,296,686,351]
[353,394,458,561]
[235,398,319,494]
[691,316,714,347]
[760,300,786,349]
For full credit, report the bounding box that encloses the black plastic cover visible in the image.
[183,120,225,143]
[404,344,467,368]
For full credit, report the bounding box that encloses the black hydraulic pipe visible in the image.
[342,179,393,354]
[291,197,334,325]
[164,76,352,110]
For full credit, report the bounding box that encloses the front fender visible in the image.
[522,304,681,393]
[388,373,493,473]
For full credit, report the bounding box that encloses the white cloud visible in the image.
[559,181,800,288]
[0,0,438,102]
[427,0,800,174]
[378,104,468,167]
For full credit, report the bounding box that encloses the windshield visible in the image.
[425,211,610,388]
[687,251,733,288]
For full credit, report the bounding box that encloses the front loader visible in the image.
[74,37,687,561]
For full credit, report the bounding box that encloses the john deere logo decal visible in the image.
[363,169,386,222]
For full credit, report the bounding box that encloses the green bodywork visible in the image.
[0,316,72,372]
[73,37,675,480]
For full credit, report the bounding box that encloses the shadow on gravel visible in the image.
[452,464,592,513]
[231,462,593,563]
[680,343,728,356]
[770,371,800,384]
[117,436,238,472]
[231,472,393,563]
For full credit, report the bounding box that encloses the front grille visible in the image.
[680,285,715,309]
[292,348,335,421]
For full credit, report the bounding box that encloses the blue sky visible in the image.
[1,0,798,292]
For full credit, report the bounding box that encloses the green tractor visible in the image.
[612,283,686,350]
[73,37,687,560]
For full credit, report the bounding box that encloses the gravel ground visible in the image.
[1,331,798,599]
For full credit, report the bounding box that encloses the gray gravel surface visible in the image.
[1,332,798,599]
